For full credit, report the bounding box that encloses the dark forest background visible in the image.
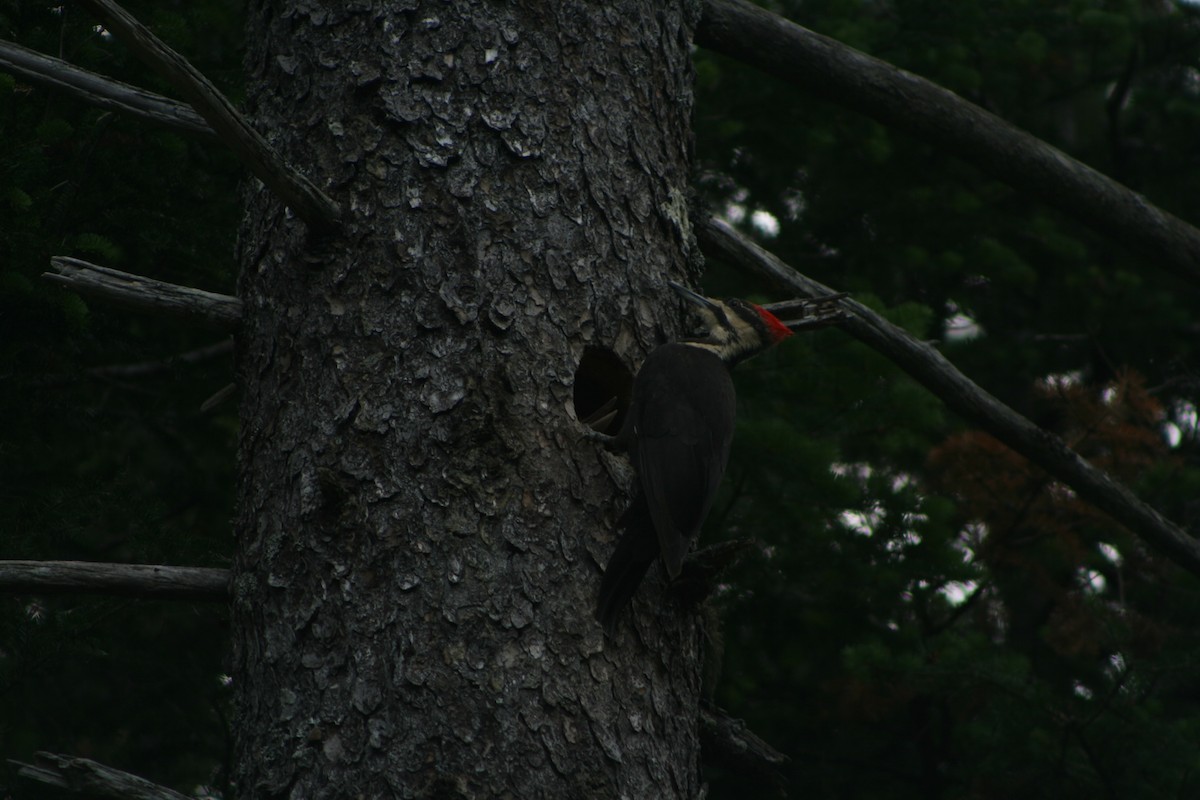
[3,1,1200,797]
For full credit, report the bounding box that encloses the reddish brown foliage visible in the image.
[927,369,1173,662]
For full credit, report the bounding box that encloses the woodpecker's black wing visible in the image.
[595,492,659,634]
[596,287,792,632]
[594,343,736,633]
[630,343,735,578]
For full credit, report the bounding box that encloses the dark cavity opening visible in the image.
[572,346,633,436]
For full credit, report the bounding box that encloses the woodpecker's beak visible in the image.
[667,281,720,312]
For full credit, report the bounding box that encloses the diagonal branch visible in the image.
[76,0,341,232]
[85,339,234,380]
[44,256,242,330]
[10,752,192,800]
[0,560,229,601]
[698,216,1200,578]
[35,339,235,389]
[696,0,1200,286]
[0,38,212,136]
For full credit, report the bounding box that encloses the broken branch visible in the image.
[44,256,241,330]
[0,560,229,601]
[0,38,211,136]
[699,704,788,789]
[10,752,193,800]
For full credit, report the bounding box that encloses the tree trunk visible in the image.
[232,2,704,797]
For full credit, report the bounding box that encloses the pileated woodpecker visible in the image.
[595,281,794,633]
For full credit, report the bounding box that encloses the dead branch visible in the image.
[85,339,234,380]
[0,560,230,601]
[696,0,1200,286]
[35,339,235,390]
[200,381,238,413]
[10,752,192,800]
[699,705,788,792]
[76,0,342,232]
[764,293,849,332]
[699,215,1200,578]
[0,38,212,136]
[44,256,241,330]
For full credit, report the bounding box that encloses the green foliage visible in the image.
[71,231,124,263]
[696,1,1200,797]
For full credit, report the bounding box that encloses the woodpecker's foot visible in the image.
[579,425,622,452]
[671,539,756,608]
[576,394,624,449]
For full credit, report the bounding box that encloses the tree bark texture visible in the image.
[233,2,703,797]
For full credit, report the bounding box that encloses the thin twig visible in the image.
[200,382,238,413]
[34,339,235,389]
[698,216,1200,579]
[76,0,341,232]
[86,339,234,379]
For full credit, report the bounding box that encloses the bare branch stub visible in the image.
[699,705,788,792]
[0,560,230,601]
[44,256,242,330]
[0,38,212,136]
[11,751,193,800]
[76,0,342,232]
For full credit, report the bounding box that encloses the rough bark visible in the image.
[232,2,703,798]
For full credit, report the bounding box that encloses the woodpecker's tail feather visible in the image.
[595,494,660,634]
[595,538,654,635]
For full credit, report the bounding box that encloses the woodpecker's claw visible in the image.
[579,422,625,452]
[671,539,756,609]
[577,395,624,450]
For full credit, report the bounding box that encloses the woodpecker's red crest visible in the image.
[755,304,794,344]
